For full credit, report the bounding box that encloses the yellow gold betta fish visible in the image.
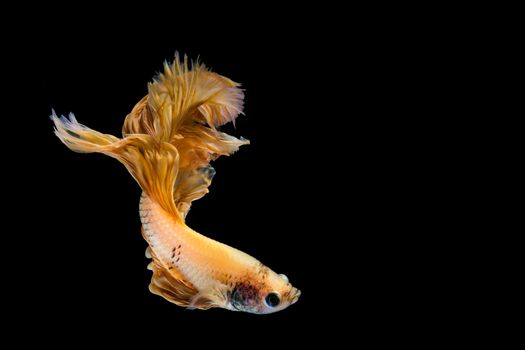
[51,54,300,314]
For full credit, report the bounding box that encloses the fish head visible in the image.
[229,267,301,314]
[259,270,301,314]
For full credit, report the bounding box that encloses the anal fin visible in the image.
[141,227,210,308]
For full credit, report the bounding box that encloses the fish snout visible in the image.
[291,288,301,305]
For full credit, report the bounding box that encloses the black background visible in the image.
[3,9,439,346]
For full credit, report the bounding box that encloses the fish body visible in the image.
[52,55,300,314]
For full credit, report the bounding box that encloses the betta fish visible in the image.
[51,54,300,314]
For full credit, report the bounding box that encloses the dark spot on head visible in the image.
[178,244,181,249]
[176,257,180,262]
[230,283,261,312]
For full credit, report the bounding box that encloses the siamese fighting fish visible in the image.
[51,55,300,314]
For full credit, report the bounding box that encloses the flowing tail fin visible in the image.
[51,54,249,219]
[51,111,181,217]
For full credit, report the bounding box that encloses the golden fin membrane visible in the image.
[171,124,248,218]
[52,53,248,219]
[52,112,181,217]
[122,53,244,139]
[148,259,199,307]
[51,111,120,153]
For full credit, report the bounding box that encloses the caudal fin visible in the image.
[52,53,249,220]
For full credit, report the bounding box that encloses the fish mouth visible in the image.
[291,288,301,305]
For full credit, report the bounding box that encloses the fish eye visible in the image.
[265,292,281,308]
